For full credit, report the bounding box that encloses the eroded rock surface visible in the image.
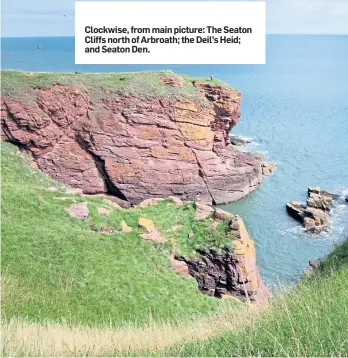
[262,162,277,176]
[65,202,89,220]
[287,187,337,234]
[138,217,165,243]
[160,76,184,88]
[286,201,306,222]
[1,80,263,206]
[170,255,190,278]
[176,211,272,303]
[195,201,215,220]
[121,220,132,233]
[136,198,165,209]
[97,207,112,215]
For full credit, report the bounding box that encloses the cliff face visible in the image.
[176,214,271,303]
[1,74,263,205]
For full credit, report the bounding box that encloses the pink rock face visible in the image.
[1,81,263,205]
[176,214,272,303]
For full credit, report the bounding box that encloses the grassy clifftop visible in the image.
[1,70,233,104]
[1,141,237,329]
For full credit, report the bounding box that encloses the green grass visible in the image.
[159,239,348,357]
[5,138,347,357]
[139,202,232,258]
[320,238,348,273]
[1,141,234,328]
[1,70,234,105]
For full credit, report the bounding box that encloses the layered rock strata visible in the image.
[176,207,271,303]
[1,76,263,205]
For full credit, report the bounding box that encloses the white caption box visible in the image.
[75,1,266,64]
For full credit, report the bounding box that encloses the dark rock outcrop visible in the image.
[229,135,251,146]
[176,212,272,303]
[287,187,338,234]
[1,77,264,206]
[286,201,306,222]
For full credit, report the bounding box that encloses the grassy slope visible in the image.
[3,119,347,356]
[1,141,236,328]
[163,240,348,357]
[1,70,232,105]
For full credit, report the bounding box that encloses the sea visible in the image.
[2,35,348,289]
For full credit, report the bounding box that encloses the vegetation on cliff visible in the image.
[2,141,237,329]
[162,239,348,357]
[1,70,233,105]
[2,71,346,357]
[1,135,267,356]
[1,70,262,206]
[3,139,347,357]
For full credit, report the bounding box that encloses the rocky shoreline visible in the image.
[0,71,277,304]
[229,135,251,146]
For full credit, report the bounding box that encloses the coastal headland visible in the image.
[1,70,264,206]
[1,70,347,357]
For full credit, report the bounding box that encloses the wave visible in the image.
[341,188,348,199]
[279,191,347,244]
[229,134,254,142]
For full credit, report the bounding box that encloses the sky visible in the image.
[1,0,348,37]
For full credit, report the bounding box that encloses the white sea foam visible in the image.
[229,133,270,157]
[229,133,253,142]
[340,188,348,198]
[277,221,304,238]
[278,199,347,243]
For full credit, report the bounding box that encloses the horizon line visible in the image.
[2,34,348,39]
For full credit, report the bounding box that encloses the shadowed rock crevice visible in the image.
[1,76,264,205]
[192,149,215,204]
[1,102,32,146]
[75,134,128,202]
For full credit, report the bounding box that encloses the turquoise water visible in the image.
[2,35,348,288]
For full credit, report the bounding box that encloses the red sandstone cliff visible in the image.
[176,212,271,303]
[1,75,263,205]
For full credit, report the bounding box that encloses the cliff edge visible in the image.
[1,70,263,205]
[176,207,271,303]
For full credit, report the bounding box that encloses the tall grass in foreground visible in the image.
[5,255,348,357]
[163,241,348,357]
[2,142,348,357]
[1,302,250,357]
